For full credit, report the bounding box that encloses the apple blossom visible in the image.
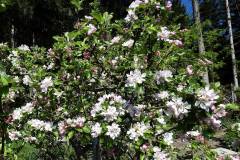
[106,123,121,139]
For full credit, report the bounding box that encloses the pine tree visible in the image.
[226,0,239,102]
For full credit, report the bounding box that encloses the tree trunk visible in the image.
[0,95,5,159]
[32,32,35,46]
[93,138,101,160]
[226,0,239,102]
[192,0,210,85]
[10,23,15,48]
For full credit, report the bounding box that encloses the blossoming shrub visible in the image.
[0,0,226,159]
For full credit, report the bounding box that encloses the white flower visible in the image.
[155,2,161,9]
[23,75,32,85]
[126,69,146,88]
[21,102,34,113]
[127,122,150,141]
[125,10,138,22]
[165,1,172,9]
[106,123,121,139]
[8,131,22,141]
[195,86,219,112]
[18,44,30,51]
[186,65,193,75]
[74,117,85,127]
[163,132,173,145]
[85,15,93,20]
[67,117,85,128]
[153,147,169,160]
[214,104,227,118]
[111,36,121,44]
[209,116,221,128]
[91,103,102,117]
[155,70,173,84]
[54,90,64,98]
[157,27,173,41]
[24,136,37,142]
[47,62,54,70]
[58,121,67,135]
[0,43,7,47]
[177,84,185,92]
[155,91,169,100]
[87,24,97,35]
[111,59,118,66]
[186,130,201,137]
[44,123,53,132]
[101,106,119,122]
[173,40,183,46]
[166,97,190,118]
[122,39,134,48]
[40,77,53,93]
[14,76,20,83]
[157,117,166,125]
[129,0,143,9]
[12,108,23,121]
[91,123,102,138]
[7,90,16,102]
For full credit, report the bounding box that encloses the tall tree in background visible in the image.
[226,0,239,101]
[192,0,209,85]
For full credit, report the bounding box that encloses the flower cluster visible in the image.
[91,93,126,119]
[23,75,32,86]
[58,116,85,135]
[122,39,134,48]
[155,70,173,84]
[166,97,191,119]
[27,119,53,132]
[90,94,127,139]
[186,130,201,137]
[40,76,53,93]
[157,27,183,46]
[11,102,34,121]
[153,146,169,160]
[195,86,219,111]
[163,132,174,145]
[106,123,121,139]
[8,130,22,141]
[155,91,170,100]
[111,36,122,44]
[8,130,37,142]
[126,69,146,88]
[91,122,102,138]
[87,24,97,35]
[127,122,150,141]
[18,44,30,51]
[125,0,149,22]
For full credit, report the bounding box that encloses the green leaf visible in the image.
[140,154,145,160]
[82,126,90,133]
[91,11,103,23]
[70,0,83,11]
[67,131,75,140]
[226,103,240,111]
[1,75,9,86]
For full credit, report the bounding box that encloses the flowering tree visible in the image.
[0,0,226,159]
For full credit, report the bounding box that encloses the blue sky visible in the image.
[181,0,193,15]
